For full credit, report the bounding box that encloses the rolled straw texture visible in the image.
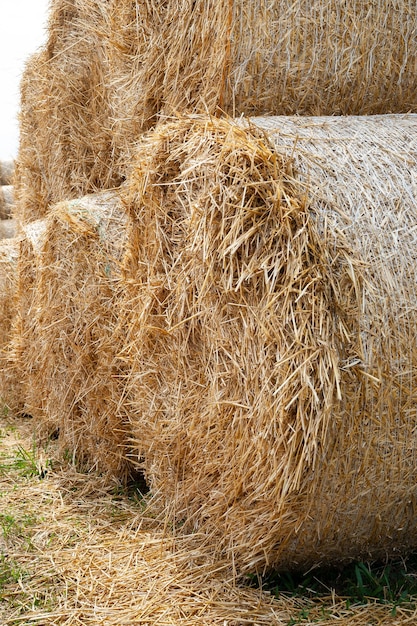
[25,191,133,478]
[120,114,417,574]
[14,0,163,227]
[0,185,14,220]
[0,160,14,186]
[0,239,19,406]
[136,0,417,119]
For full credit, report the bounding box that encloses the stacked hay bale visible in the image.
[0,160,14,186]
[0,239,19,405]
[14,0,417,225]
[14,0,160,226]
[5,220,47,416]
[138,0,417,118]
[7,0,417,588]
[0,161,16,239]
[20,191,134,479]
[15,1,119,225]
[119,114,417,574]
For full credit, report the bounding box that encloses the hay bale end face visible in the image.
[121,114,417,574]
[0,238,19,406]
[0,186,14,220]
[0,161,14,186]
[24,191,134,480]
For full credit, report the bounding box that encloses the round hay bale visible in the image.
[0,238,19,407]
[6,220,47,417]
[121,114,417,574]
[15,0,417,226]
[14,0,119,226]
[133,0,417,119]
[0,186,14,220]
[0,160,14,186]
[25,191,134,479]
[0,218,16,241]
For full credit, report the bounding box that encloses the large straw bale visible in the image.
[0,185,14,220]
[15,0,417,226]
[14,0,120,226]
[122,0,417,122]
[0,238,19,406]
[14,0,161,226]
[0,160,14,186]
[24,191,133,479]
[120,114,417,574]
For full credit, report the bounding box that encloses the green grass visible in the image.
[0,441,52,479]
[0,554,27,592]
[249,555,417,610]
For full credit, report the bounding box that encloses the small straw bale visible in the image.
[0,238,19,406]
[25,190,133,479]
[0,160,14,186]
[120,114,417,574]
[0,185,14,220]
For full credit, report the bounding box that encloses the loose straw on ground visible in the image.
[2,413,417,625]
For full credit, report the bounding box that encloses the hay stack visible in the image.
[120,114,417,574]
[0,160,14,186]
[0,185,14,220]
[14,0,162,226]
[23,191,133,479]
[0,239,19,406]
[15,0,417,226]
